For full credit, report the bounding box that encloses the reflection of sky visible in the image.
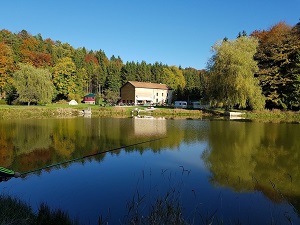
[160,141,208,171]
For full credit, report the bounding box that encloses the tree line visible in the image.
[0,29,201,105]
[0,21,299,110]
[206,21,300,110]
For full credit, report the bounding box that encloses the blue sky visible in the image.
[1,0,299,69]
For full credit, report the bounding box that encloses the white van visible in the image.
[174,101,187,108]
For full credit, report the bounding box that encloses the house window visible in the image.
[162,93,163,96]
[156,93,158,96]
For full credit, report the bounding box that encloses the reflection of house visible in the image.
[83,93,96,104]
[120,81,172,105]
[133,117,166,136]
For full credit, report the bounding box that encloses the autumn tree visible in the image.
[84,51,101,94]
[0,42,14,97]
[252,22,300,110]
[52,57,83,101]
[207,36,265,110]
[19,32,52,67]
[13,64,54,105]
[0,29,22,63]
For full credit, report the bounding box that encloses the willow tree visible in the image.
[207,36,265,110]
[13,64,54,105]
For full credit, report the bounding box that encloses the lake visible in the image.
[0,116,299,224]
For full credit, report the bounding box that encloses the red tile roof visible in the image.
[127,81,171,90]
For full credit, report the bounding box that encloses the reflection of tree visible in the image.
[0,126,14,167]
[202,121,300,214]
[15,149,53,173]
[12,120,53,155]
[0,117,206,176]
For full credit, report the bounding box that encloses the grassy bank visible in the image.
[245,109,300,123]
[1,104,300,122]
[0,104,205,120]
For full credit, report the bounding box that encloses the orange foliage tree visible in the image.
[252,22,300,109]
[0,42,14,97]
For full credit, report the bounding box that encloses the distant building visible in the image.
[83,93,96,104]
[120,81,173,105]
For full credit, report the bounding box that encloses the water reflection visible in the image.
[133,116,166,136]
[202,120,300,215]
[0,117,185,174]
[1,117,300,219]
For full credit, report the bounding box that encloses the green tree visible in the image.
[151,62,164,83]
[183,68,201,101]
[161,66,186,90]
[13,64,54,105]
[52,42,74,64]
[94,50,108,95]
[136,61,152,82]
[105,56,122,92]
[120,61,137,84]
[207,36,265,110]
[104,89,120,104]
[73,47,86,70]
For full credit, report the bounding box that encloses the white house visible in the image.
[120,81,173,105]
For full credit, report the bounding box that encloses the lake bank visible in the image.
[0,104,205,119]
[0,104,300,122]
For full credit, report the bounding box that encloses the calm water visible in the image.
[0,116,300,224]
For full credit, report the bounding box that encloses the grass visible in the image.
[0,192,189,225]
[123,190,188,225]
[0,104,205,119]
[0,195,79,225]
[0,192,198,225]
[0,195,35,225]
[245,109,300,123]
[1,104,300,122]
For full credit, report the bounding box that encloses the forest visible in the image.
[0,21,299,110]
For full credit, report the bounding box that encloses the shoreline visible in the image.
[0,105,300,122]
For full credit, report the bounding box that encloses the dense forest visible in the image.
[0,21,299,110]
